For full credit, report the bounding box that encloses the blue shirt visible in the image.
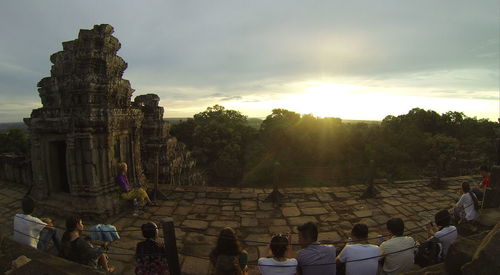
[297,242,336,275]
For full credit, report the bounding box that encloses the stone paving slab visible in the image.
[0,176,475,274]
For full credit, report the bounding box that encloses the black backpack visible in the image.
[414,237,442,267]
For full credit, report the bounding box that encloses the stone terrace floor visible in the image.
[0,176,478,274]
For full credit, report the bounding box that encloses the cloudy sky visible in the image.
[0,0,498,122]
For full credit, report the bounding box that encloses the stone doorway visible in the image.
[48,140,69,193]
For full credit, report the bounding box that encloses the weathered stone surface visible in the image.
[241,217,258,227]
[298,201,323,208]
[282,206,301,217]
[182,220,208,230]
[241,200,258,211]
[444,232,487,275]
[174,206,192,215]
[301,207,329,215]
[245,234,272,244]
[181,256,210,275]
[318,231,342,244]
[319,213,340,222]
[353,210,373,218]
[461,222,500,275]
[476,207,500,227]
[383,198,402,206]
[287,216,318,226]
[211,220,240,229]
[317,193,333,202]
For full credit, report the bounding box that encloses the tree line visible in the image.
[171,105,497,187]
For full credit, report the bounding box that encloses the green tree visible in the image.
[170,105,257,185]
[0,129,29,154]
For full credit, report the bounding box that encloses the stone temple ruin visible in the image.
[23,24,202,218]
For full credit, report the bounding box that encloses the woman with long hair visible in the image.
[209,227,248,275]
[60,216,114,273]
[454,182,480,222]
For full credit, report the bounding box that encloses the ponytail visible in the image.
[469,192,480,211]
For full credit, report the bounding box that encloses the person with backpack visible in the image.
[427,210,457,258]
[453,182,479,222]
[209,227,248,275]
[258,233,297,275]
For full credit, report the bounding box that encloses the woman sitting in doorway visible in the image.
[116,162,156,207]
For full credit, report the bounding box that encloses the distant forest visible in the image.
[1,107,497,187]
[171,106,497,187]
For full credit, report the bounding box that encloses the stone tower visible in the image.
[24,24,146,217]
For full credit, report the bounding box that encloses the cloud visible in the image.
[0,0,498,121]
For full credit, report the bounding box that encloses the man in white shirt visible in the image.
[13,197,60,251]
[380,218,416,275]
[337,223,381,275]
[258,234,297,275]
[426,209,457,259]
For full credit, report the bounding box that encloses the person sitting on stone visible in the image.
[379,218,417,275]
[209,227,248,275]
[116,162,156,207]
[336,223,381,275]
[471,165,491,201]
[453,182,480,222]
[135,222,169,275]
[296,222,336,275]
[425,209,457,259]
[13,196,60,252]
[258,233,297,275]
[60,216,114,273]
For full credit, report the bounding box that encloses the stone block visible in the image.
[286,216,318,226]
[182,220,208,230]
[211,220,240,229]
[353,210,373,218]
[319,213,340,222]
[383,198,402,206]
[318,231,342,244]
[317,193,333,202]
[241,217,258,227]
[173,206,191,216]
[181,256,210,275]
[301,207,329,215]
[281,206,301,217]
[241,200,258,211]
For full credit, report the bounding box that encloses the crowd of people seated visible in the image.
[11,164,488,274]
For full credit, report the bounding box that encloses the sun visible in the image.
[283,82,360,118]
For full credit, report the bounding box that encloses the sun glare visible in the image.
[283,82,360,118]
[221,80,497,121]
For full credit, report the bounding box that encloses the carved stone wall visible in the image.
[24,24,146,218]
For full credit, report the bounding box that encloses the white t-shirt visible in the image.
[13,214,47,248]
[434,226,457,258]
[380,236,416,275]
[258,257,298,275]
[456,193,478,221]
[338,244,381,275]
